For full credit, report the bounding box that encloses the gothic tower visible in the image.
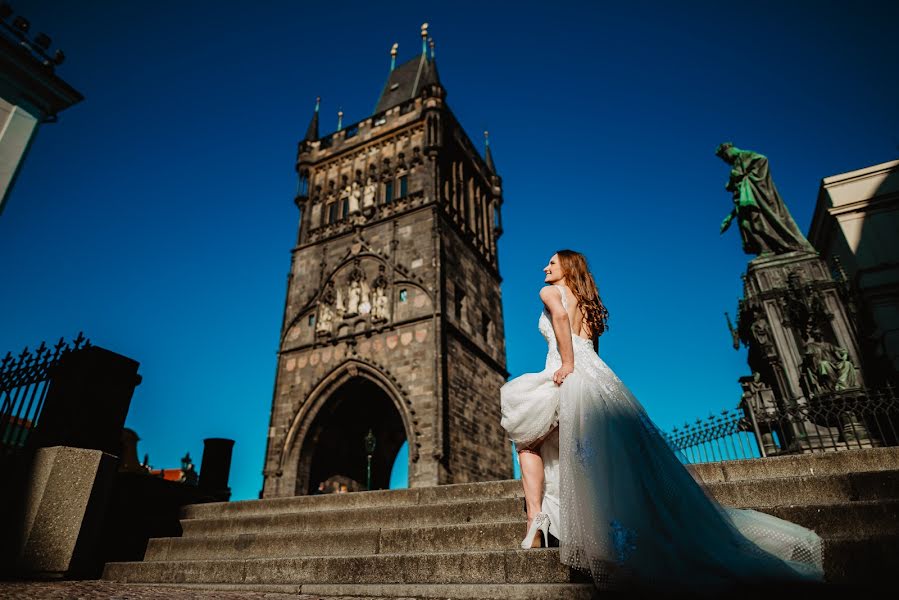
[261,27,511,497]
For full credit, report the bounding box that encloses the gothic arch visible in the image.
[278,358,419,480]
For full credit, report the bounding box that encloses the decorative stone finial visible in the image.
[390,42,398,71]
[337,109,343,131]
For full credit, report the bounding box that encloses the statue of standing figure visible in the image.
[716,143,815,256]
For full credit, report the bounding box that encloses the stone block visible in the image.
[16,446,117,578]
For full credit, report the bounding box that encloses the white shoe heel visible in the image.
[521,512,550,549]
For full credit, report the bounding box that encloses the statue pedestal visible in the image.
[738,251,871,454]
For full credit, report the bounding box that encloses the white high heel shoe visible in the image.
[520,512,550,549]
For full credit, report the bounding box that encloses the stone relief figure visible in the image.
[344,263,367,317]
[359,281,372,315]
[750,315,775,356]
[349,181,361,214]
[831,346,860,391]
[716,143,815,256]
[335,288,346,317]
[371,266,390,322]
[801,334,836,397]
[362,177,376,208]
[315,303,334,335]
[801,332,861,395]
[371,287,389,322]
[346,279,362,316]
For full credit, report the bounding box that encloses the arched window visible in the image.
[298,171,309,197]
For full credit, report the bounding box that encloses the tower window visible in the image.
[482,313,491,339]
[399,175,408,198]
[399,288,408,303]
[385,181,394,204]
[328,202,338,224]
[308,315,315,326]
[298,172,309,197]
[341,198,349,218]
[454,288,465,320]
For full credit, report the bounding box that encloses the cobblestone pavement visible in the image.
[0,581,330,600]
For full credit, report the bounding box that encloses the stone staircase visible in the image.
[102,448,899,598]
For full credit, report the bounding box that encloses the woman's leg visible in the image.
[518,446,545,522]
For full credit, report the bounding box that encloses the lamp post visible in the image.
[364,429,376,490]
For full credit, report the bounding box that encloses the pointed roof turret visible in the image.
[304,97,320,141]
[484,130,496,173]
[373,24,442,114]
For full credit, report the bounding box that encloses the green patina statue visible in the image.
[716,143,815,256]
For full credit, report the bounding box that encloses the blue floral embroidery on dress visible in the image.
[609,520,637,564]
[575,438,595,468]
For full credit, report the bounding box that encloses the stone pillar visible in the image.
[199,438,234,500]
[14,446,117,578]
[29,346,142,456]
[738,250,869,452]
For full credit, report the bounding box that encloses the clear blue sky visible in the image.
[2,1,897,501]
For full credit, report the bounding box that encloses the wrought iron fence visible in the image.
[748,385,899,456]
[666,385,899,464]
[664,408,760,464]
[0,333,91,455]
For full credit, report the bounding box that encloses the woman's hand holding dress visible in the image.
[539,286,575,386]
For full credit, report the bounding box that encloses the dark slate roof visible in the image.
[485,142,496,174]
[304,107,319,141]
[373,54,440,114]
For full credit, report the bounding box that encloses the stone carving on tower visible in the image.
[261,25,510,497]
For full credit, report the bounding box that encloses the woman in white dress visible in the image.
[500,250,824,593]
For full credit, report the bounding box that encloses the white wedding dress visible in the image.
[500,285,824,591]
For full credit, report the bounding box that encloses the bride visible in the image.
[500,250,824,592]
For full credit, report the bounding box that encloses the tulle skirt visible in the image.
[500,348,824,592]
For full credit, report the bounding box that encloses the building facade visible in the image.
[808,159,899,380]
[261,33,512,497]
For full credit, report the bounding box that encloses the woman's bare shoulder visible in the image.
[539,285,562,302]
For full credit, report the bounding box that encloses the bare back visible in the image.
[558,284,592,341]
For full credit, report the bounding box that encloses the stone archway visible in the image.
[296,376,407,495]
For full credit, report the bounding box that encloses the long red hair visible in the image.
[556,249,609,340]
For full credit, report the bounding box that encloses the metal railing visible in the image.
[0,333,90,455]
[664,408,760,464]
[748,385,899,456]
[666,385,899,464]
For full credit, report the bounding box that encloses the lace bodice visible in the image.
[538,284,598,374]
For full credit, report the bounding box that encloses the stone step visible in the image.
[183,449,899,521]
[823,533,899,583]
[690,446,899,484]
[103,548,585,586]
[175,471,898,539]
[179,497,524,538]
[182,480,521,520]
[151,500,899,562]
[136,582,597,600]
[762,500,899,539]
[146,521,526,561]
[706,469,899,508]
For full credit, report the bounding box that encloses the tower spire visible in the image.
[390,43,398,72]
[304,96,320,141]
[420,22,429,55]
[484,130,496,173]
[429,37,435,61]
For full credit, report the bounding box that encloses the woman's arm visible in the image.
[540,286,574,385]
